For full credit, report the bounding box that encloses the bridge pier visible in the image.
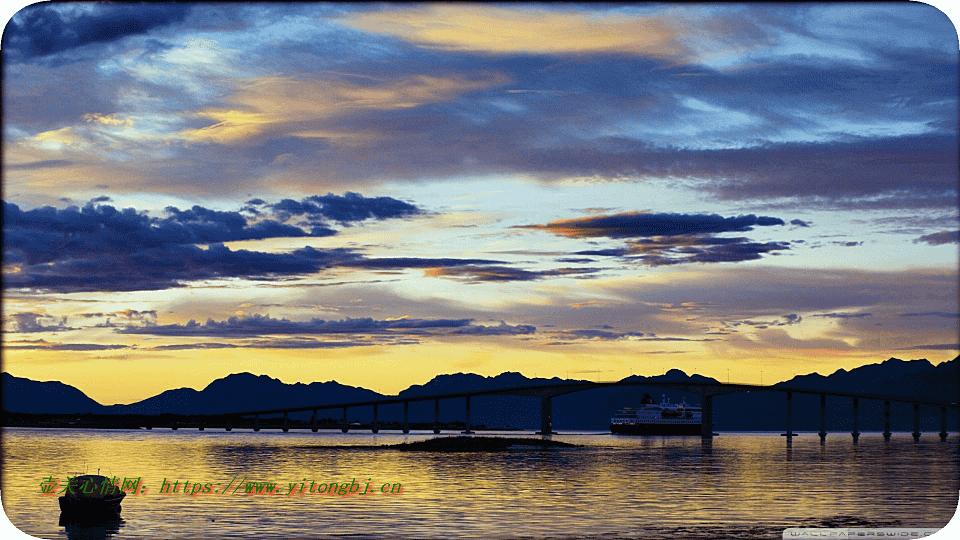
[254,415,260,432]
[818,394,827,444]
[912,403,921,442]
[342,407,349,433]
[462,396,474,434]
[939,406,948,442]
[282,412,289,432]
[781,391,796,446]
[172,420,178,431]
[700,395,714,438]
[851,398,859,443]
[310,410,317,433]
[537,396,553,435]
[372,404,379,434]
[225,418,232,432]
[433,399,441,434]
[199,419,204,431]
[883,401,891,441]
[402,402,410,434]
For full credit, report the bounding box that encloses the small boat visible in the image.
[58,475,126,516]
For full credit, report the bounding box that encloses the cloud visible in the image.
[119,314,535,338]
[520,211,789,266]
[424,265,601,283]
[897,344,960,351]
[336,5,696,58]
[449,321,536,335]
[564,329,647,340]
[5,160,75,170]
[4,198,492,293]
[264,192,422,225]
[6,312,74,333]
[149,343,240,351]
[790,219,811,227]
[519,212,785,239]
[147,339,379,350]
[542,327,713,345]
[5,340,129,351]
[3,4,192,61]
[624,238,790,266]
[897,312,960,318]
[813,312,873,319]
[914,230,960,245]
[724,314,803,330]
[573,248,631,257]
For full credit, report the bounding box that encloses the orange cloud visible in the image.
[179,72,509,143]
[337,6,690,58]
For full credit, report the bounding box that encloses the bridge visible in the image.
[185,380,960,445]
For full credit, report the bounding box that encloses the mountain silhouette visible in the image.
[2,373,102,414]
[100,372,381,415]
[2,356,956,430]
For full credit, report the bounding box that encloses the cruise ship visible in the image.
[610,393,702,435]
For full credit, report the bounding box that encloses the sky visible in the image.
[2,2,958,406]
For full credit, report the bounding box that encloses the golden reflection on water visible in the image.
[2,428,957,539]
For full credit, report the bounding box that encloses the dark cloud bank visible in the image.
[2,195,501,293]
[523,212,791,266]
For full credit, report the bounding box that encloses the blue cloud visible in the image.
[119,314,534,338]
[2,198,501,292]
[3,4,192,61]
[522,212,785,238]
[267,192,421,224]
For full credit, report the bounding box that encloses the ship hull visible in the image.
[58,493,124,515]
[610,423,702,436]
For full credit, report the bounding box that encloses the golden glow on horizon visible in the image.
[4,340,955,406]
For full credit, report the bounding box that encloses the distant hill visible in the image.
[100,372,383,416]
[715,356,959,431]
[2,356,957,430]
[1,373,103,414]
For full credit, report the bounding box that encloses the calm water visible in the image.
[2,428,958,539]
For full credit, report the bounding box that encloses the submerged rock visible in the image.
[387,436,578,451]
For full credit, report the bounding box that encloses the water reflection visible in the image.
[2,429,956,539]
[59,513,124,540]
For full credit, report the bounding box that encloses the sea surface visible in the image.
[2,428,958,539]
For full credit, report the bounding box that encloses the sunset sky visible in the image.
[2,3,958,406]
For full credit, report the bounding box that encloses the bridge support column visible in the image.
[402,402,410,434]
[254,415,259,432]
[537,396,553,435]
[700,395,714,439]
[462,396,474,434]
[282,412,289,432]
[310,410,318,432]
[172,420,178,431]
[912,403,921,442]
[433,399,441,434]
[782,391,796,446]
[199,419,204,431]
[225,418,232,432]
[851,398,859,443]
[883,401,891,441]
[342,407,349,433]
[939,406,948,442]
[818,394,827,444]
[372,404,379,434]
